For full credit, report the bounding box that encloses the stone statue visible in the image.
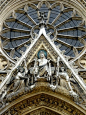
[6,59,29,94]
[55,57,78,96]
[13,66,26,90]
[59,67,77,96]
[59,67,72,90]
[33,52,51,79]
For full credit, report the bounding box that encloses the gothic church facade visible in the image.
[0,0,86,115]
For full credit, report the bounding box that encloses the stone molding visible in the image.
[0,0,86,114]
[0,83,86,115]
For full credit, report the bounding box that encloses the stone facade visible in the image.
[0,0,86,115]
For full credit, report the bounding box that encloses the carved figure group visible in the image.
[3,52,77,98]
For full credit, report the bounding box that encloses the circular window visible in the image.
[1,1,86,59]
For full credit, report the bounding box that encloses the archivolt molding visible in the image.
[0,0,86,22]
[24,107,61,115]
[0,0,86,13]
[77,0,86,9]
[0,82,86,115]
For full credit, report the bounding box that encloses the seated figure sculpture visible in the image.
[38,53,49,77]
[33,52,51,80]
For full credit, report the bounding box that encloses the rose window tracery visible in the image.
[0,1,86,115]
[0,1,86,60]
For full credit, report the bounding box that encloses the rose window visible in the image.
[1,1,86,60]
